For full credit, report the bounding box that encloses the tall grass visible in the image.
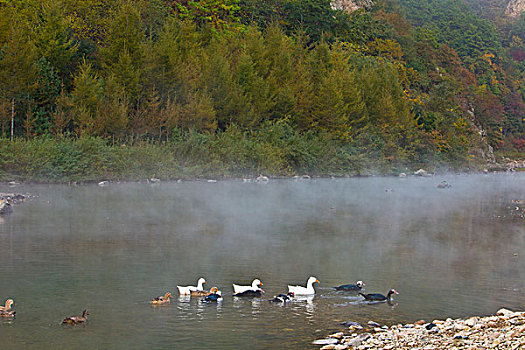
[0,122,474,183]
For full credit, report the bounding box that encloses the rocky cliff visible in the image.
[331,0,374,13]
[505,0,525,18]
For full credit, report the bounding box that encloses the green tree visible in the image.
[69,60,103,136]
[33,1,78,83]
[0,6,37,139]
[167,0,243,32]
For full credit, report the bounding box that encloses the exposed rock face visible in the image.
[506,0,525,18]
[331,0,374,13]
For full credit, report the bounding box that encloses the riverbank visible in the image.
[314,308,525,349]
[0,134,499,184]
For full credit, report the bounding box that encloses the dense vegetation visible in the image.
[0,0,523,182]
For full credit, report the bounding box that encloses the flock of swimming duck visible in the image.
[0,277,398,325]
[169,277,398,306]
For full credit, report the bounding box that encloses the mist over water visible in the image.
[0,173,524,349]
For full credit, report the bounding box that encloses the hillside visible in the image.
[0,0,523,182]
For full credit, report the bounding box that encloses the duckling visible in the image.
[191,287,219,297]
[0,299,14,311]
[150,292,172,305]
[0,309,15,317]
[62,309,89,325]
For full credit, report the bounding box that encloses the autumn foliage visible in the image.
[0,0,523,181]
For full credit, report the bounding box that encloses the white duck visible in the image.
[177,277,206,295]
[288,276,319,295]
[232,279,263,294]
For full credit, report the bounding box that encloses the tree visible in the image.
[96,75,129,139]
[0,6,37,140]
[166,0,243,32]
[32,58,61,135]
[69,60,103,136]
[33,1,78,84]
[64,0,116,44]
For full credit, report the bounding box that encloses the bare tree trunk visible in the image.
[10,97,14,141]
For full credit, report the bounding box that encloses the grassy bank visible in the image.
[0,124,476,183]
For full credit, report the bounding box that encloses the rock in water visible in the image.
[256,175,269,183]
[437,181,451,189]
[414,169,432,177]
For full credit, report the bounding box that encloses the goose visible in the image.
[232,279,263,294]
[288,276,319,295]
[150,292,173,305]
[0,299,14,311]
[333,280,365,292]
[62,309,89,325]
[359,289,399,302]
[177,278,206,295]
[191,287,220,297]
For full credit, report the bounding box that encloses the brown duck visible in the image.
[0,299,14,311]
[150,292,173,305]
[190,287,219,297]
[0,309,15,317]
[62,309,89,325]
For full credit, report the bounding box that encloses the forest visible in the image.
[0,0,523,181]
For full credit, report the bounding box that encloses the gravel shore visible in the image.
[314,308,525,349]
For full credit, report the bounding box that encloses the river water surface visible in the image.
[0,174,524,349]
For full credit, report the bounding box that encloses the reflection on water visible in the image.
[0,173,524,349]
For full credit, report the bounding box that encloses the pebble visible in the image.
[426,323,437,330]
[320,345,336,350]
[465,318,477,327]
[316,309,525,350]
[328,332,344,339]
[455,323,468,331]
[313,338,339,345]
[497,308,513,317]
